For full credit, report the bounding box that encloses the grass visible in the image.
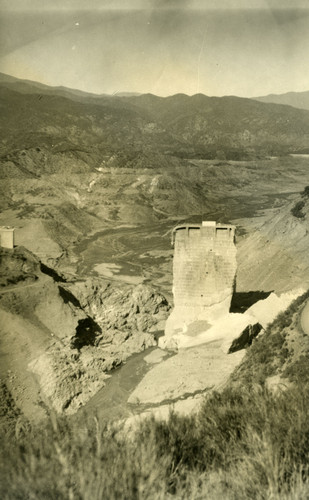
[283,354,309,383]
[0,381,22,437]
[1,381,309,499]
[2,291,309,499]
[232,289,309,385]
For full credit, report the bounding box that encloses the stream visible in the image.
[75,347,174,424]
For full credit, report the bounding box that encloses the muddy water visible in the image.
[76,347,175,424]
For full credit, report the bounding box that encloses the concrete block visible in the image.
[160,221,237,347]
[0,227,14,249]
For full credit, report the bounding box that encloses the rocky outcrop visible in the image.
[0,246,40,287]
[0,247,170,417]
[66,278,169,339]
[228,323,262,353]
[29,343,111,414]
[34,278,169,413]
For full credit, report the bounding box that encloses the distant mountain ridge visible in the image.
[0,72,109,102]
[1,72,309,158]
[2,71,309,113]
[254,90,309,111]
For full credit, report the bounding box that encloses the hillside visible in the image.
[1,284,309,499]
[0,71,108,102]
[124,92,309,156]
[236,186,309,293]
[2,73,309,158]
[2,75,309,299]
[255,90,309,112]
[232,288,309,387]
[0,247,169,419]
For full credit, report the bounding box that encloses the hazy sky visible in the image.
[1,0,309,97]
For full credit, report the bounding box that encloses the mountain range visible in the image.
[1,72,309,160]
[255,90,309,112]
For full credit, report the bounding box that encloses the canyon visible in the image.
[1,75,309,425]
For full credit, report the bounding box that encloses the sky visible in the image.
[1,0,309,97]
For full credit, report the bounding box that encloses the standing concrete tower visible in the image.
[160,221,236,348]
[0,227,15,249]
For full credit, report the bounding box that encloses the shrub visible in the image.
[2,291,309,499]
[231,330,288,385]
[283,354,309,383]
[2,383,309,499]
[233,289,309,386]
[291,200,305,218]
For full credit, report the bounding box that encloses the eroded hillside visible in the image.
[0,247,169,419]
[2,75,309,281]
[2,76,309,424]
[236,187,309,293]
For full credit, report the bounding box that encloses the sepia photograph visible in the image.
[1,0,309,498]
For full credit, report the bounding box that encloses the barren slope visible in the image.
[236,188,309,293]
[0,248,169,420]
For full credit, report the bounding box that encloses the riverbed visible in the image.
[75,347,174,424]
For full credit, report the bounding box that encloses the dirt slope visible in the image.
[236,189,309,293]
[0,247,169,420]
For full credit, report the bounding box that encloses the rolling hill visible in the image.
[254,90,309,112]
[2,73,309,159]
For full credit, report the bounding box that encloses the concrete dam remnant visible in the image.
[159,221,237,349]
[0,226,15,249]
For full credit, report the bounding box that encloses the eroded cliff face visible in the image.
[160,222,236,348]
[0,248,170,418]
[65,278,169,337]
[236,190,309,294]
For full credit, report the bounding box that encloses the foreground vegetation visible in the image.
[2,291,309,499]
[1,380,309,500]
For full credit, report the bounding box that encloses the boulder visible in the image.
[228,323,262,353]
